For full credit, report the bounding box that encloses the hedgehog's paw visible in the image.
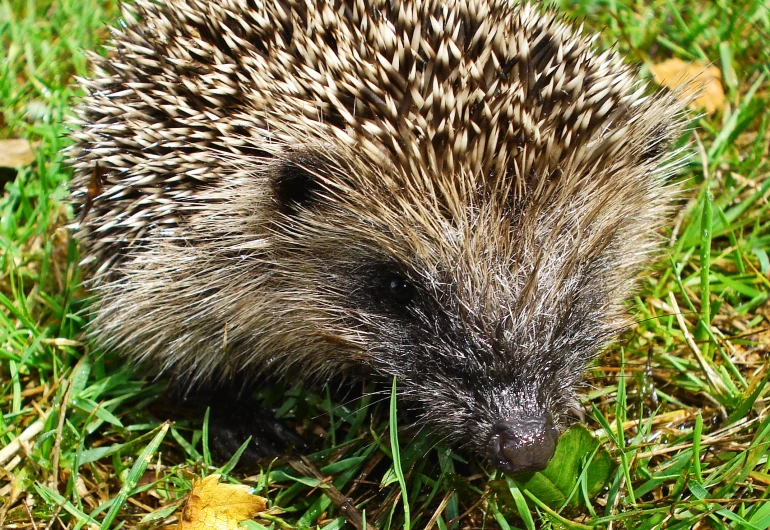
[154,384,308,469]
[207,398,308,467]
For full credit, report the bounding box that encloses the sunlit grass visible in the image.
[1,0,769,527]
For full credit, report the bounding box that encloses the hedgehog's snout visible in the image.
[486,413,559,474]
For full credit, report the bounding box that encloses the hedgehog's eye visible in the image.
[386,275,415,306]
[383,273,416,307]
[366,266,418,316]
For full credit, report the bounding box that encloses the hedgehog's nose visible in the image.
[486,414,558,474]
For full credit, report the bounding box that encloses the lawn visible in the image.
[1,0,769,528]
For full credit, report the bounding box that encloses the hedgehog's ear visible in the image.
[272,156,325,215]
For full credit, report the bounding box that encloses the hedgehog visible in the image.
[68,0,684,474]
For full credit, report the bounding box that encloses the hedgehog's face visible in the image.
[269,151,622,474]
[342,255,609,474]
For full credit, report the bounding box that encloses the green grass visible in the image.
[1,0,769,528]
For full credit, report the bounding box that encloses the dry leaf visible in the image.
[178,474,267,530]
[650,58,725,114]
[0,139,35,167]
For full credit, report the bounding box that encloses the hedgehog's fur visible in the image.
[69,0,684,468]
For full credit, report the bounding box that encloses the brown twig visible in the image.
[50,378,73,493]
[287,456,377,530]
[345,451,384,497]
[22,499,38,530]
[668,292,731,397]
[423,489,455,530]
[0,385,46,403]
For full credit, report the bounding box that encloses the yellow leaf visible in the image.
[650,58,725,114]
[0,139,35,167]
[178,474,267,530]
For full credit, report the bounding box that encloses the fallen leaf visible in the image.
[178,474,267,530]
[0,139,36,167]
[650,58,725,114]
